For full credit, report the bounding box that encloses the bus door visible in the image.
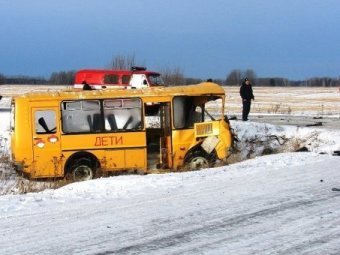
[145,102,172,170]
[31,108,62,178]
[160,103,173,168]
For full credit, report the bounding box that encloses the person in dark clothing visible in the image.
[240,78,255,121]
[82,80,93,90]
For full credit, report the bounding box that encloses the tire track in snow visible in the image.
[98,193,340,254]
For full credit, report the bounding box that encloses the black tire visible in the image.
[184,150,215,170]
[66,157,96,182]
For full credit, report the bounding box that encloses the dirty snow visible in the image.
[231,120,340,160]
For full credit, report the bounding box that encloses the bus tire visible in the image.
[66,157,96,182]
[184,150,215,170]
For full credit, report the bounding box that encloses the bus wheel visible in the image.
[66,158,95,182]
[185,151,212,170]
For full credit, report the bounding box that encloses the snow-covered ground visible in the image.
[1,86,340,254]
[1,153,340,254]
[231,121,340,160]
[224,86,340,116]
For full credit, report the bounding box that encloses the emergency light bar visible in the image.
[131,66,147,71]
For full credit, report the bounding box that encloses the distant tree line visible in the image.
[253,76,340,87]
[49,71,75,85]
[225,69,257,85]
[225,69,340,87]
[0,57,339,87]
[0,71,75,85]
[0,74,48,85]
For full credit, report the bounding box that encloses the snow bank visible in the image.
[231,120,340,160]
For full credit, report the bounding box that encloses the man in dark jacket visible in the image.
[240,78,254,121]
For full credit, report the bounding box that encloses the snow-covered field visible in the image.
[1,85,340,254]
[224,86,340,116]
[2,85,340,116]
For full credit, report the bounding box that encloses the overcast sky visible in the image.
[0,0,339,79]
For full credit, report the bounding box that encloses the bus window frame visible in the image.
[61,98,144,135]
[34,109,57,135]
[172,95,224,130]
[103,98,144,132]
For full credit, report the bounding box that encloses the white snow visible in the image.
[231,120,340,159]
[1,99,340,254]
[0,153,340,254]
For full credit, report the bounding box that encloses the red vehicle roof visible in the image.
[74,69,160,85]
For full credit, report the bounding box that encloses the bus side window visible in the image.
[104,99,142,131]
[173,96,195,129]
[62,100,100,133]
[107,114,118,131]
[173,96,205,129]
[92,113,102,132]
[35,110,56,134]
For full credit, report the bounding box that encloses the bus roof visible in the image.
[16,82,225,101]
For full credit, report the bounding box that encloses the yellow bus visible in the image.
[11,82,233,181]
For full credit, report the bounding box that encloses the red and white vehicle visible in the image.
[74,67,164,89]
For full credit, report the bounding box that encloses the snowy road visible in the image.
[1,153,340,254]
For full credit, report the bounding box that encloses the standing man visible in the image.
[240,78,255,121]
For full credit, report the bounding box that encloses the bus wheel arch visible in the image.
[64,151,100,181]
[184,146,216,170]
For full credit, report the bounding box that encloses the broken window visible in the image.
[173,96,223,129]
[173,96,201,129]
[145,104,161,128]
[204,98,223,121]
